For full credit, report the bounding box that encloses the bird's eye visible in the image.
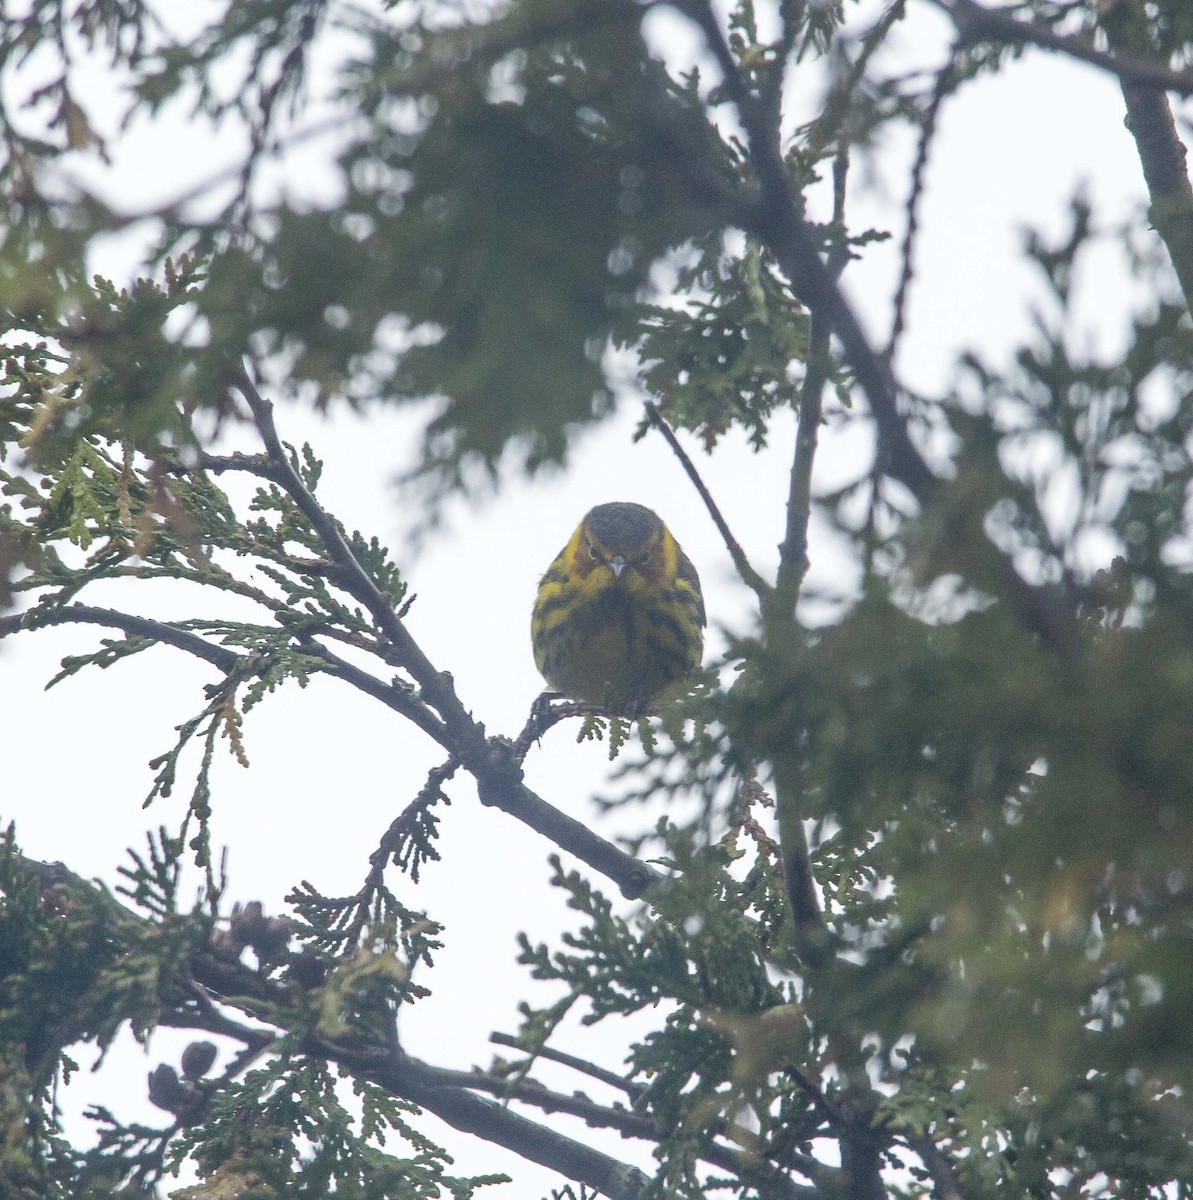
[584,540,597,560]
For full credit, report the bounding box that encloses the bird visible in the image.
[531,501,705,716]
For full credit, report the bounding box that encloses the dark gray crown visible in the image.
[584,502,663,554]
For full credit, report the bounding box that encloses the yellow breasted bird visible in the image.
[531,502,705,715]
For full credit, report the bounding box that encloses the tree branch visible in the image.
[481,779,662,900]
[490,1030,644,1099]
[371,1051,656,1138]
[14,849,660,1200]
[760,0,802,132]
[644,401,771,598]
[887,52,958,365]
[774,321,828,603]
[297,638,453,749]
[1121,83,1193,308]
[674,1,938,499]
[776,150,851,605]
[775,767,830,946]
[937,0,1193,97]
[944,0,1193,307]
[510,696,601,762]
[233,368,660,900]
[771,154,849,947]
[0,598,455,752]
[321,1041,656,1200]
[236,368,488,761]
[1098,3,1193,310]
[1,603,241,674]
[679,0,1084,661]
[342,1044,827,1200]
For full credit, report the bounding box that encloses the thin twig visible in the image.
[644,402,771,598]
[760,0,802,130]
[887,51,958,365]
[774,322,828,602]
[776,148,851,604]
[510,696,603,762]
[772,153,852,940]
[1,600,455,752]
[490,1031,644,1099]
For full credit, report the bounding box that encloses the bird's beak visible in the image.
[610,555,627,578]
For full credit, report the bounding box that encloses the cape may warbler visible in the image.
[531,502,705,715]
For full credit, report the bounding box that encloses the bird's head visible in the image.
[573,502,667,586]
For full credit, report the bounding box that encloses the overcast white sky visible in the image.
[1,0,1181,1193]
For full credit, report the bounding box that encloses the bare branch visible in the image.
[644,402,771,598]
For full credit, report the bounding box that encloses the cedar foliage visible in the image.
[3,1,1193,1197]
